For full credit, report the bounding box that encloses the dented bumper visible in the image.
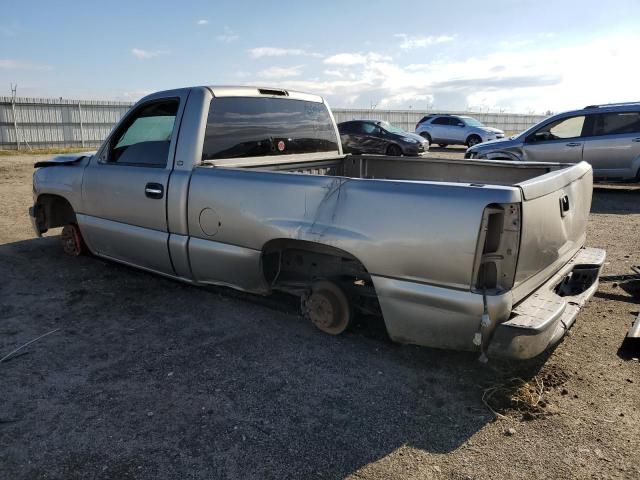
[488,247,606,359]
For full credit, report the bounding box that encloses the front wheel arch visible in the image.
[466,134,482,147]
[484,151,521,162]
[386,143,403,156]
[34,194,77,234]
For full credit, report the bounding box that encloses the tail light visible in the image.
[472,203,521,293]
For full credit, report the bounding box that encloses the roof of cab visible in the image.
[206,86,324,103]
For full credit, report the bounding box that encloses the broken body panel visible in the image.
[30,86,605,359]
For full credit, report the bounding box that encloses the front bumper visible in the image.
[404,144,429,156]
[488,247,606,359]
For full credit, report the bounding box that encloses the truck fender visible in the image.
[33,194,77,234]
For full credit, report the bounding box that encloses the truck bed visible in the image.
[204,154,568,187]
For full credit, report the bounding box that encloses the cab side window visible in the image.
[106,99,179,167]
[431,117,450,125]
[593,112,640,136]
[529,115,586,142]
[361,123,377,135]
[339,122,355,134]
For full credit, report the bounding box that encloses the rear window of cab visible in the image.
[202,97,339,160]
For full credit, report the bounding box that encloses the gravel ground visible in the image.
[1,153,639,480]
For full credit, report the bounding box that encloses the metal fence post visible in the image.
[11,99,20,150]
[78,102,85,148]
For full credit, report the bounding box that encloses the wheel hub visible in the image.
[307,294,335,329]
[61,224,83,256]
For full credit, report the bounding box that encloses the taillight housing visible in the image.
[472,203,521,294]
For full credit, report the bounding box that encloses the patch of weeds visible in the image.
[483,364,569,421]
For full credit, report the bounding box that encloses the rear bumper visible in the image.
[371,248,604,359]
[488,247,606,359]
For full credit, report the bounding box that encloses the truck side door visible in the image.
[79,93,187,274]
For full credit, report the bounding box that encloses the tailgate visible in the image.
[511,161,593,303]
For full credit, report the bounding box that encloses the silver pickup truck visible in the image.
[29,86,605,360]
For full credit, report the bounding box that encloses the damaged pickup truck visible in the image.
[30,86,605,359]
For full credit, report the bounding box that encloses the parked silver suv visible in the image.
[466,102,640,181]
[415,114,504,148]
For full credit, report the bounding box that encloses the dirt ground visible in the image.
[1,151,639,480]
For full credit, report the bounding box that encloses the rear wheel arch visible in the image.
[261,239,371,284]
[260,238,381,316]
[419,132,432,143]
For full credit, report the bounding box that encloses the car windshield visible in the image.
[461,117,485,127]
[379,121,405,134]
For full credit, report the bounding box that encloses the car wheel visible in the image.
[302,280,351,335]
[419,132,432,144]
[438,144,448,148]
[466,135,482,147]
[386,144,403,156]
[61,223,88,256]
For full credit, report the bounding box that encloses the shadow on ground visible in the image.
[0,237,545,480]
[591,185,640,214]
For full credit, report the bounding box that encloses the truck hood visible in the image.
[34,151,96,168]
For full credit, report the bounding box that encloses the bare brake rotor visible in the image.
[302,280,351,335]
[61,224,86,256]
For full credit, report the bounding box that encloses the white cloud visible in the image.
[395,34,455,50]
[248,47,322,58]
[324,52,391,66]
[258,65,303,79]
[0,59,51,70]
[122,89,154,100]
[271,32,640,113]
[323,53,366,66]
[196,19,209,26]
[324,69,344,77]
[131,48,169,59]
[217,26,238,43]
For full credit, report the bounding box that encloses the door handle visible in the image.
[145,183,164,199]
[559,194,570,217]
[566,142,582,147]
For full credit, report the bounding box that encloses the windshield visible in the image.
[461,117,485,127]
[378,121,405,134]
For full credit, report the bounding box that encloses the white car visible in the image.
[415,114,504,148]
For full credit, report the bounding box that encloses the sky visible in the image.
[1,0,639,113]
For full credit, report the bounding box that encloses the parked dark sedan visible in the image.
[338,120,430,156]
